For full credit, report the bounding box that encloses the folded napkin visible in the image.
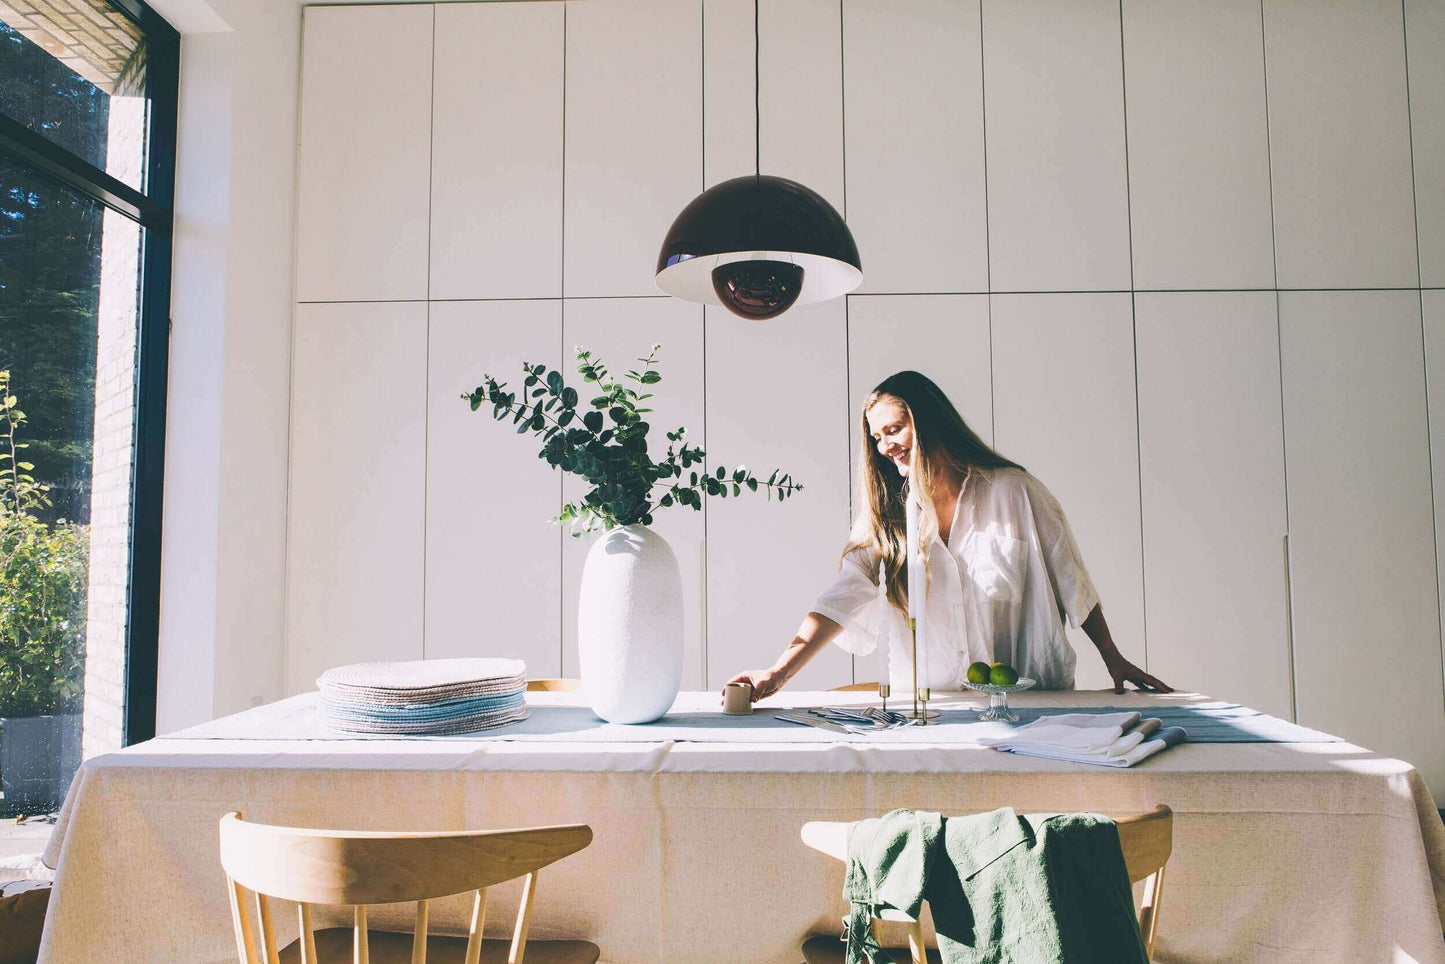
[980,713,1187,768]
[977,711,1143,752]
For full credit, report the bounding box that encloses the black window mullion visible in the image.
[121,3,178,746]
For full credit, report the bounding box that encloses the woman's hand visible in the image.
[723,668,785,703]
[1104,654,1173,694]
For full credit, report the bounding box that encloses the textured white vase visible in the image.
[576,524,684,724]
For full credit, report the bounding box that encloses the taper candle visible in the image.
[905,486,930,688]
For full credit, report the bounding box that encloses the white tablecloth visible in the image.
[37,689,1445,964]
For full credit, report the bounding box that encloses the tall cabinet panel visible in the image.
[843,0,988,293]
[1264,0,1418,288]
[564,0,702,297]
[425,301,563,671]
[846,295,993,465]
[430,3,564,300]
[981,0,1132,292]
[560,300,707,689]
[1135,293,1291,718]
[703,0,755,187]
[287,303,428,694]
[706,301,852,689]
[295,5,433,302]
[1420,289,1445,774]
[1281,291,1445,791]
[1407,0,1445,286]
[705,0,843,206]
[991,294,1144,689]
[1121,0,1275,290]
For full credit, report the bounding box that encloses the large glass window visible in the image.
[0,0,174,817]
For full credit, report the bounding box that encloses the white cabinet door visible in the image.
[425,301,563,673]
[559,299,707,689]
[1407,0,1445,286]
[1419,290,1445,790]
[1135,292,1292,717]
[704,0,844,208]
[1281,290,1445,792]
[565,0,702,297]
[286,302,428,694]
[295,5,433,303]
[844,0,988,294]
[846,294,993,463]
[1265,0,1418,288]
[982,0,1132,292]
[991,294,1144,689]
[705,301,853,690]
[1121,0,1275,290]
[430,3,564,301]
[703,0,754,187]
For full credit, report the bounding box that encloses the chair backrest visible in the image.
[800,806,1172,961]
[527,678,584,692]
[219,813,592,964]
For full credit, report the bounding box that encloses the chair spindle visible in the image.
[412,898,429,964]
[255,892,280,964]
[906,918,926,964]
[509,872,539,964]
[228,878,260,964]
[464,887,489,964]
[354,905,369,964]
[297,903,318,964]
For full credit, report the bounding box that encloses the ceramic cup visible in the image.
[722,681,753,716]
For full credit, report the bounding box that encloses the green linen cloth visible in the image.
[841,807,1148,964]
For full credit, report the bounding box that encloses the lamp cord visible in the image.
[754,0,760,178]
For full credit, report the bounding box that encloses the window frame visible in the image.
[0,0,179,745]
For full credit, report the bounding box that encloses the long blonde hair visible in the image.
[843,371,1024,614]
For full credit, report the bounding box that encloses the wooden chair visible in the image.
[799,805,1173,963]
[219,813,598,964]
[829,682,881,693]
[526,679,584,692]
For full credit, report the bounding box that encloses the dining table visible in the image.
[34,687,1445,964]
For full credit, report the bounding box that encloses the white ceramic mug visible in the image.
[722,681,753,716]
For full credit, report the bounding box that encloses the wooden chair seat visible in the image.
[802,933,941,964]
[277,928,598,964]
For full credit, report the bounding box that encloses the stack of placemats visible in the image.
[317,658,528,734]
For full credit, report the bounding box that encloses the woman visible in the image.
[726,370,1171,701]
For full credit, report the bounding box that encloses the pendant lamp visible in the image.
[655,0,862,320]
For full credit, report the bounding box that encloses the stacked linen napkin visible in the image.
[977,711,1186,767]
[317,658,529,735]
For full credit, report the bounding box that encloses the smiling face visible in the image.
[866,397,914,477]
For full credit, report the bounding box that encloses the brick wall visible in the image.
[79,92,144,759]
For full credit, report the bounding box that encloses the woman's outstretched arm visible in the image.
[1080,604,1173,694]
[723,612,845,702]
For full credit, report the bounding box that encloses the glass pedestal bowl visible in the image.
[960,677,1037,723]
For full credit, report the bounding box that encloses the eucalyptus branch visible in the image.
[463,345,801,532]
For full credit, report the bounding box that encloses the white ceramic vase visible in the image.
[576,524,684,724]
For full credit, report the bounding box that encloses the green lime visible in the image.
[989,664,1019,686]
[966,662,992,685]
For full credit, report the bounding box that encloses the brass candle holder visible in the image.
[909,617,934,724]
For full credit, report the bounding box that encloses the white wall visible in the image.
[212,0,1445,793]
[155,0,300,731]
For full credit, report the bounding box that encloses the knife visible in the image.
[774,710,854,734]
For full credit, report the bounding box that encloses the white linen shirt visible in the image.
[810,467,1099,691]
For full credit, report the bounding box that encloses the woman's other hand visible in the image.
[1104,654,1173,694]
[723,668,784,703]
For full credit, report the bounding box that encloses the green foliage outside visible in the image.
[0,371,88,719]
[465,345,802,535]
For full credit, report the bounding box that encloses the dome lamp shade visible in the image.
[655,174,862,320]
